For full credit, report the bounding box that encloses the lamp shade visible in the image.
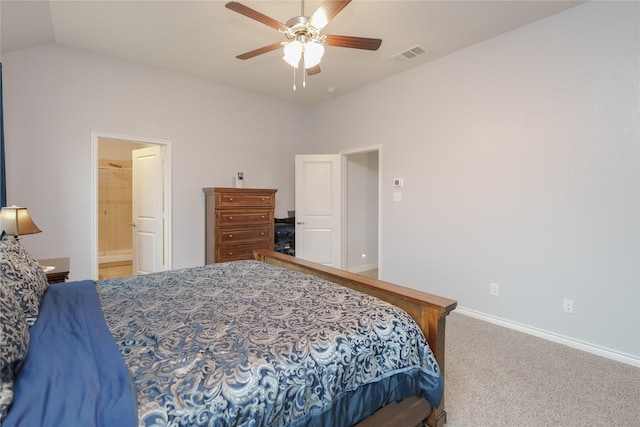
[0,206,42,237]
[283,40,303,68]
[303,41,325,68]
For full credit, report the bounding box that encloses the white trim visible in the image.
[340,155,347,270]
[90,131,172,280]
[456,307,640,368]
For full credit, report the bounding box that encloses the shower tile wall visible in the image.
[98,159,132,258]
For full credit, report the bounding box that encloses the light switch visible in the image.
[393,192,402,202]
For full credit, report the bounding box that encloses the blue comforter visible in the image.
[97,261,444,426]
[6,261,443,426]
[3,281,136,427]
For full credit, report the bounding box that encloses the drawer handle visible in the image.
[228,216,233,220]
[228,252,233,256]
[229,198,234,202]
[260,232,265,236]
[228,234,233,238]
[260,215,265,219]
[261,198,265,201]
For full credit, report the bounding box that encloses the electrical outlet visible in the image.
[563,299,574,314]
[490,283,499,296]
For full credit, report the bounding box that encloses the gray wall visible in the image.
[3,2,638,361]
[306,1,639,359]
[3,44,306,278]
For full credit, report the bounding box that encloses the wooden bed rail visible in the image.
[254,250,457,427]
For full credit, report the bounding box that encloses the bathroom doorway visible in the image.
[92,133,172,280]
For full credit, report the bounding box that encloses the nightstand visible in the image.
[39,257,70,284]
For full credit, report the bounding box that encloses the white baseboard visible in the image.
[456,306,640,368]
[348,263,378,274]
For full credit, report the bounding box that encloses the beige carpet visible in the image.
[443,312,640,426]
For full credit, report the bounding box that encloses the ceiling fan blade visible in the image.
[309,0,352,30]
[225,2,289,32]
[306,65,321,76]
[236,43,283,60]
[324,35,382,51]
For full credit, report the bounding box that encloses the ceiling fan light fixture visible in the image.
[311,12,328,30]
[283,40,303,68]
[228,0,382,81]
[303,41,324,68]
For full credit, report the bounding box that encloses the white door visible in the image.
[132,145,164,275]
[295,154,342,267]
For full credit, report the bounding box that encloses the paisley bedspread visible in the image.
[96,260,443,427]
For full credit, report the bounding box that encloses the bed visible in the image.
[0,244,456,427]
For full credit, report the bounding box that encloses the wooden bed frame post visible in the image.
[253,250,457,427]
[426,311,450,427]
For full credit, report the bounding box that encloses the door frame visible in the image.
[339,144,382,278]
[90,131,172,280]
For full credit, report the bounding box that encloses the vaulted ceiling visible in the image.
[1,1,584,106]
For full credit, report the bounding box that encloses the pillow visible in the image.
[0,236,49,325]
[0,276,30,422]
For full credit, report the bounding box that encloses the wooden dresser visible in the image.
[204,187,277,263]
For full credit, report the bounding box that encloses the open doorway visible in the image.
[294,147,380,274]
[342,146,380,278]
[91,132,172,280]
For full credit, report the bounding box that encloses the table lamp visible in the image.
[0,206,42,240]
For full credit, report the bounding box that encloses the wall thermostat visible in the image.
[393,178,403,188]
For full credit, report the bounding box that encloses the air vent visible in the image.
[391,45,428,62]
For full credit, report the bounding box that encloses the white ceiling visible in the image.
[1,0,584,106]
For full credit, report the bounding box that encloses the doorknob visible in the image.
[297,221,305,225]
[131,222,136,227]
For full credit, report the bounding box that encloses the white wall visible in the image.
[3,44,307,279]
[307,1,640,360]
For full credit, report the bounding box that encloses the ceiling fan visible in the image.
[225,0,382,78]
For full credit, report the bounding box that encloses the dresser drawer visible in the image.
[216,241,273,262]
[216,210,273,227]
[204,187,278,264]
[216,226,272,245]
[216,191,275,209]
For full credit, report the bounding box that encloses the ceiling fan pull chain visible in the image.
[293,66,297,91]
[303,59,307,88]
